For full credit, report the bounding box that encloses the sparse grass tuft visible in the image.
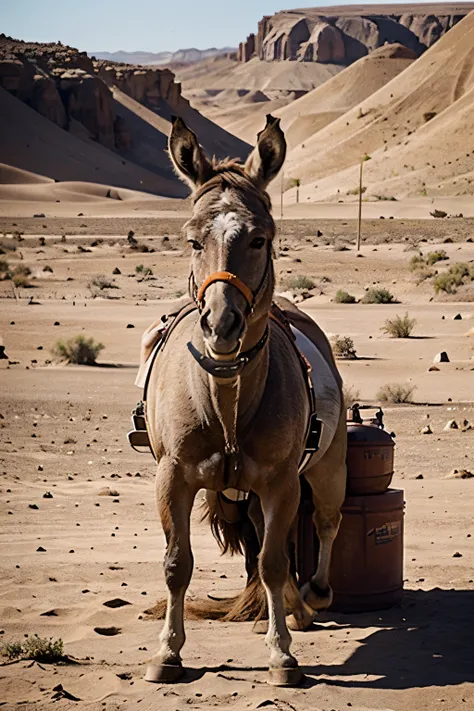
[409,253,425,271]
[376,382,416,403]
[331,335,357,359]
[52,335,104,365]
[11,265,32,288]
[335,289,356,304]
[1,635,64,663]
[362,288,396,304]
[381,313,416,338]
[282,274,315,291]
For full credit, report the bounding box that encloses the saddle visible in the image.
[128,300,322,468]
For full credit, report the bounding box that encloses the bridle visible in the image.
[186,185,274,379]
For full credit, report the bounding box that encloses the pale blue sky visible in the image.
[3,0,435,53]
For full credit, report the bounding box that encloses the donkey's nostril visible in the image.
[200,309,212,338]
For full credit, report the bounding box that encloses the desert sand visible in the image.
[1,202,473,711]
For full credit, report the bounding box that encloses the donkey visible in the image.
[143,115,347,686]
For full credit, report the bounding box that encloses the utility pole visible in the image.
[357,159,363,252]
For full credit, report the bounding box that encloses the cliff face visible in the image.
[0,35,190,151]
[238,4,474,64]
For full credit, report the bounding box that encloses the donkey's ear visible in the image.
[244,114,286,189]
[168,117,213,188]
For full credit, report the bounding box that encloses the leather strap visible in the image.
[197,271,254,310]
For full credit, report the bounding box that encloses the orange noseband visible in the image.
[197,271,254,311]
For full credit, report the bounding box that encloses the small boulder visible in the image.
[444,420,458,431]
[112,267,121,275]
[446,469,473,479]
[453,314,462,320]
[433,352,449,363]
[421,424,433,434]
[428,365,440,372]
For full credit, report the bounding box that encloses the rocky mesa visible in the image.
[238,3,474,64]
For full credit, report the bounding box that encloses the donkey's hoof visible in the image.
[286,612,313,632]
[301,581,333,612]
[145,662,184,683]
[252,619,268,635]
[268,666,303,687]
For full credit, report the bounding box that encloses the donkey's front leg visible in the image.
[258,476,302,686]
[145,457,196,683]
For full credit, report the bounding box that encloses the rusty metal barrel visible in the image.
[329,488,405,611]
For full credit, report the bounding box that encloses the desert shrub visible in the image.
[413,266,435,284]
[381,313,416,338]
[374,195,397,201]
[88,275,119,297]
[433,262,474,294]
[11,265,31,288]
[409,253,425,271]
[282,274,315,291]
[52,335,104,365]
[135,264,153,280]
[343,383,361,409]
[362,287,396,304]
[347,186,367,196]
[335,289,356,303]
[1,635,64,663]
[331,335,357,359]
[377,383,416,403]
[426,249,448,266]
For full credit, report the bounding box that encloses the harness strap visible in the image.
[197,271,254,310]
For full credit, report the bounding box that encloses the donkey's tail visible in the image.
[201,490,249,556]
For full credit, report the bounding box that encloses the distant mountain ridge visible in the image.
[91,47,236,66]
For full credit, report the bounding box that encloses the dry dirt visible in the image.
[0,204,473,711]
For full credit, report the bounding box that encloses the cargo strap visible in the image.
[127,301,322,466]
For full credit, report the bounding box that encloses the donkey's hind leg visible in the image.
[145,456,196,683]
[301,415,347,613]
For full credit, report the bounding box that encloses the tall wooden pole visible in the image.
[357,159,363,252]
[278,171,284,256]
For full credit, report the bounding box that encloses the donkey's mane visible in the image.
[193,160,272,214]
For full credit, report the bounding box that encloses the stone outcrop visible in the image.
[0,34,191,151]
[238,4,474,64]
[96,61,190,114]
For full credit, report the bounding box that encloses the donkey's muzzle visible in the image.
[200,306,245,355]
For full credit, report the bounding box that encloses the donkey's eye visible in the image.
[188,239,203,251]
[250,236,265,250]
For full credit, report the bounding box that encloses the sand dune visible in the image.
[280,10,474,200]
[0,87,183,198]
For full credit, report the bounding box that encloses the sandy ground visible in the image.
[1,210,474,710]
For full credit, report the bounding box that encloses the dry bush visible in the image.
[331,335,357,359]
[409,253,425,271]
[362,287,396,304]
[376,383,416,403]
[88,275,119,297]
[426,249,448,266]
[1,635,64,663]
[335,289,356,303]
[343,383,361,408]
[282,274,315,291]
[135,264,153,280]
[11,265,32,288]
[433,262,474,294]
[52,335,104,365]
[381,313,416,338]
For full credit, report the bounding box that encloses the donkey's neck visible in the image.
[207,311,270,452]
